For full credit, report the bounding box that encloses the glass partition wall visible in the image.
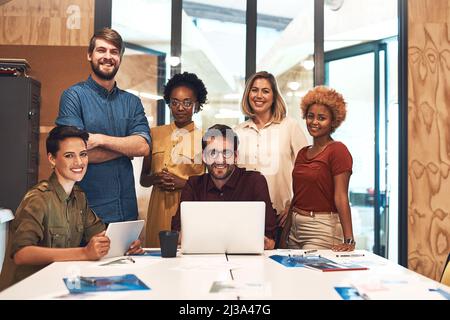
[324,0,398,257]
[256,0,314,134]
[109,0,399,260]
[182,0,247,129]
[111,0,172,226]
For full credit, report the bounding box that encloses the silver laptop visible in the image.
[180,201,265,254]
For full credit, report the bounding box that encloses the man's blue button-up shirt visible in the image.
[56,76,151,223]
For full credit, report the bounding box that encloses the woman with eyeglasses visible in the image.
[234,71,308,246]
[140,72,206,247]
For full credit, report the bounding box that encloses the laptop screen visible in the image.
[180,201,265,254]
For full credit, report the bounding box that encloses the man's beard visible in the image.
[90,59,119,80]
[209,164,235,180]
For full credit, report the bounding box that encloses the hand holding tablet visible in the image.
[103,220,145,258]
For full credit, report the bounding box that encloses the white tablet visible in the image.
[104,220,144,258]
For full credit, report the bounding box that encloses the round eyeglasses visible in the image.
[169,99,195,109]
[205,148,234,159]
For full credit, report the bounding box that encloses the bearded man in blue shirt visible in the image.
[56,28,151,223]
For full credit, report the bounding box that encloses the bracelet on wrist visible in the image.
[343,238,356,245]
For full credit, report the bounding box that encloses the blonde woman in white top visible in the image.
[235,71,307,227]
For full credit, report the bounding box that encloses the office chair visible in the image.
[275,213,292,249]
[441,253,450,286]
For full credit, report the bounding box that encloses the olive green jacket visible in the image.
[0,173,105,291]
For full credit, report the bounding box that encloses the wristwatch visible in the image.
[344,238,356,245]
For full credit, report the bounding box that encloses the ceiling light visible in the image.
[287,81,300,91]
[325,0,344,11]
[126,89,163,100]
[302,60,314,71]
[139,92,164,100]
[166,56,181,67]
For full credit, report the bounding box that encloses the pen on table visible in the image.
[288,253,321,259]
[304,249,317,254]
[79,276,97,285]
[335,253,365,257]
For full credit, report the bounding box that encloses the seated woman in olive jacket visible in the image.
[0,126,143,291]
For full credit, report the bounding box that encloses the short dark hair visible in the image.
[163,72,208,113]
[202,124,239,152]
[46,126,89,156]
[88,28,125,57]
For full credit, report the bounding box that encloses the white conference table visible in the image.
[0,249,448,300]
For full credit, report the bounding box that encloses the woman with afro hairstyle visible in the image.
[140,72,207,247]
[284,85,355,251]
[234,71,307,242]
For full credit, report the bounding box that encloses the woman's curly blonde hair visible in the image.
[300,85,347,133]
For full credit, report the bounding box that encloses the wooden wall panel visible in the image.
[116,54,159,126]
[408,0,450,281]
[409,0,448,23]
[115,53,159,229]
[1,47,160,231]
[0,45,91,181]
[0,0,94,46]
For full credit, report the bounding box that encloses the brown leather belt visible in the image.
[292,207,337,217]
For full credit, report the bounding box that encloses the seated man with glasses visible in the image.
[171,124,277,249]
